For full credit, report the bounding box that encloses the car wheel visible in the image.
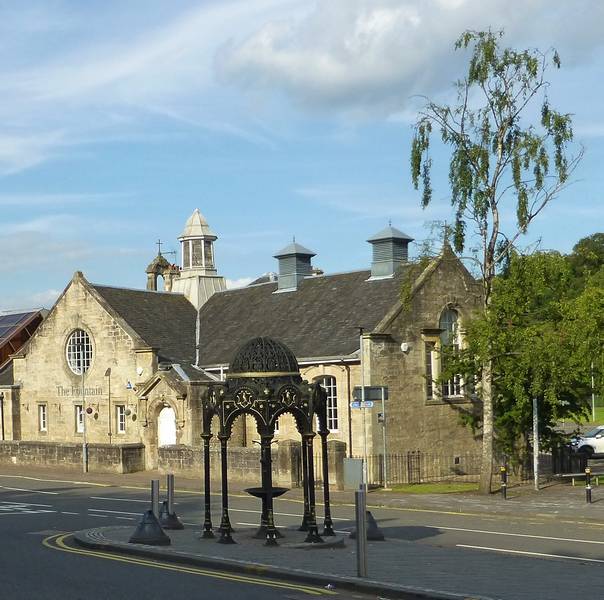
[580,446,595,458]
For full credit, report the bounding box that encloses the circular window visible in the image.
[66,329,93,375]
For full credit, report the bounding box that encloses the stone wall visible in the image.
[0,441,144,473]
[159,439,345,489]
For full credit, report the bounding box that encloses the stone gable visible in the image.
[12,274,153,444]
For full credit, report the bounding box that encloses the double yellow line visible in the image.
[42,534,335,596]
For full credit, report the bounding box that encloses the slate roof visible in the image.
[91,285,197,364]
[0,361,13,386]
[367,225,414,242]
[197,267,409,366]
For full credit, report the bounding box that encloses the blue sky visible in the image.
[1,0,603,309]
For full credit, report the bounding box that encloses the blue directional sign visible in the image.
[350,400,374,409]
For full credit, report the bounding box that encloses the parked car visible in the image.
[574,425,604,457]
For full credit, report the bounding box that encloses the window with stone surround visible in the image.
[75,405,84,433]
[424,341,437,400]
[38,404,47,432]
[317,376,339,431]
[116,405,126,434]
[422,308,465,403]
[66,329,92,375]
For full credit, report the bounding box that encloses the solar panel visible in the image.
[0,312,38,343]
[0,313,30,326]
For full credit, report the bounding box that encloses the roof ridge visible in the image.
[91,283,186,297]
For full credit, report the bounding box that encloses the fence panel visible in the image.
[351,451,483,486]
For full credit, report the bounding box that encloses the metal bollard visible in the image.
[167,473,175,515]
[585,467,592,504]
[151,479,160,518]
[500,465,507,500]
[355,487,368,578]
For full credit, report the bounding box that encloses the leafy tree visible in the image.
[442,251,598,467]
[410,30,583,492]
[568,232,604,291]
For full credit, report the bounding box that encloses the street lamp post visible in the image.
[358,327,368,491]
[105,368,112,444]
[533,397,539,491]
[82,363,88,473]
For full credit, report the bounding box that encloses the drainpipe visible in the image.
[195,308,201,367]
[0,392,4,441]
[340,361,353,458]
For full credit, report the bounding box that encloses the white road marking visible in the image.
[90,496,153,504]
[116,516,135,521]
[0,485,58,495]
[89,514,109,518]
[0,474,110,487]
[0,501,56,515]
[88,508,140,516]
[236,522,286,529]
[1,501,52,507]
[457,544,604,563]
[61,512,80,515]
[437,525,604,545]
[0,511,57,516]
[228,507,347,521]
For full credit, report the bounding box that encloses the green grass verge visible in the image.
[585,406,604,424]
[383,482,478,494]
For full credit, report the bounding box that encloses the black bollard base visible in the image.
[159,500,185,530]
[218,530,236,544]
[253,525,284,540]
[304,528,324,544]
[129,510,171,546]
[200,528,215,539]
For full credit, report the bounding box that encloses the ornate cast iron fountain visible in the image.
[200,337,335,546]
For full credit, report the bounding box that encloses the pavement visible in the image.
[5,464,604,599]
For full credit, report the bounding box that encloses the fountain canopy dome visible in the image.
[228,337,299,378]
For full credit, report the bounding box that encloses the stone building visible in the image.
[0,209,483,479]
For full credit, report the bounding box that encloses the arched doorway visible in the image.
[158,406,176,446]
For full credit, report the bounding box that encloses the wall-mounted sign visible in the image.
[56,385,103,397]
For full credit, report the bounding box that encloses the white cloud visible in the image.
[0,0,290,175]
[0,192,130,207]
[226,276,254,289]
[217,0,604,115]
[296,184,448,223]
[30,289,61,308]
[0,231,93,273]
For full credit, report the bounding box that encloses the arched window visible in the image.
[317,376,338,431]
[66,329,92,375]
[439,309,459,346]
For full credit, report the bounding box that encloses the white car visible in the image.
[575,425,604,457]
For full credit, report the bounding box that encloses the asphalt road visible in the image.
[0,473,343,600]
[3,470,604,598]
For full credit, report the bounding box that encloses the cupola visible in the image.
[367,225,414,278]
[179,208,218,274]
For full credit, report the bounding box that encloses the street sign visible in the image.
[352,386,388,401]
[350,400,374,409]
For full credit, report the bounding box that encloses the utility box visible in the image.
[344,457,363,490]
